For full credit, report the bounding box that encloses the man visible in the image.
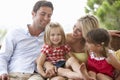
[0,0,53,80]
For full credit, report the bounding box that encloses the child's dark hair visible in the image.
[33,0,54,13]
[86,28,111,57]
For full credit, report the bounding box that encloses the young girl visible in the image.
[37,22,93,80]
[84,28,120,80]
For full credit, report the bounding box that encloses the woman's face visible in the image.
[72,21,83,39]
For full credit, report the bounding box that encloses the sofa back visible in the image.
[111,36,120,51]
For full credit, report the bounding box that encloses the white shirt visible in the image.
[0,25,44,75]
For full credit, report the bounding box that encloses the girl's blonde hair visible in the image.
[44,22,66,46]
[78,14,99,39]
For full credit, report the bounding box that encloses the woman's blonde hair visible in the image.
[44,22,66,46]
[78,14,99,39]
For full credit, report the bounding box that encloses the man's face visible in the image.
[32,6,53,30]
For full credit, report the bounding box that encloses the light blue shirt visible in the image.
[0,26,44,75]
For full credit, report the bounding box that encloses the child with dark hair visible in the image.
[83,28,120,80]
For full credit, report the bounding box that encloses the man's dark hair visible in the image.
[33,0,54,13]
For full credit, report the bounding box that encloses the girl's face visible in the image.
[86,42,100,53]
[50,28,62,46]
[72,21,83,39]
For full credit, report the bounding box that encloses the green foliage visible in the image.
[85,0,120,30]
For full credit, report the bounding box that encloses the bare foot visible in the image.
[80,63,95,80]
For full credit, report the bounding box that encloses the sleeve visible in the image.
[64,44,71,54]
[40,44,48,55]
[0,30,16,75]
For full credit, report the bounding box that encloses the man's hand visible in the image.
[45,65,57,77]
[44,62,57,78]
[0,74,9,80]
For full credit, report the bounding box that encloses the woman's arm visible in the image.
[107,53,120,70]
[108,30,120,37]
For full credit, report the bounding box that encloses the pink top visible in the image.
[87,53,114,77]
[41,44,70,64]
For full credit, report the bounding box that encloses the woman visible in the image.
[66,14,120,63]
[38,14,120,80]
[66,14,120,80]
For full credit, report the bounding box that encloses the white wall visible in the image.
[0,0,87,33]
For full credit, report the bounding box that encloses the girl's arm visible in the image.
[107,53,120,70]
[37,53,48,78]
